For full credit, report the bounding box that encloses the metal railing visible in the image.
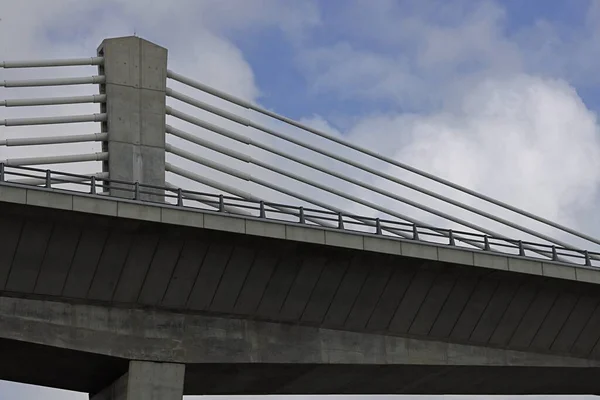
[0,163,597,268]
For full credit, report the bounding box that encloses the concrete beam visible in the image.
[97,36,167,200]
[91,360,184,400]
[0,184,598,285]
[0,296,596,368]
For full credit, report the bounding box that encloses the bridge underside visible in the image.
[2,200,600,395]
[2,200,600,360]
[1,294,599,396]
[2,336,599,395]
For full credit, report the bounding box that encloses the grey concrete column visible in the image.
[90,360,185,400]
[97,36,167,201]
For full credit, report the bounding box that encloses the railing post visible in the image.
[218,194,224,212]
[259,201,266,218]
[552,246,558,261]
[484,236,491,251]
[90,175,97,194]
[518,240,525,256]
[585,250,592,267]
[177,188,183,206]
[0,163,4,182]
[448,230,455,246]
[338,212,344,229]
[45,170,51,188]
[375,218,382,235]
[134,182,140,200]
[299,207,305,224]
[413,224,419,241]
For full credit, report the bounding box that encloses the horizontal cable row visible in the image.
[166,70,600,254]
[0,56,106,173]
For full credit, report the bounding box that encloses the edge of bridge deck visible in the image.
[1,182,598,286]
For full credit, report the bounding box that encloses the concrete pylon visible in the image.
[90,361,185,400]
[97,36,167,200]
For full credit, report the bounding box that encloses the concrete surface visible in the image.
[1,296,600,395]
[97,36,167,200]
[91,361,185,400]
[3,185,600,394]
[0,183,596,285]
[1,188,600,361]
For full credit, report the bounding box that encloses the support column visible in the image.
[97,36,167,200]
[90,361,185,400]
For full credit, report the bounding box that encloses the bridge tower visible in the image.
[97,36,167,200]
[94,37,182,400]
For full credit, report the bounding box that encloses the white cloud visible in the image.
[339,74,600,244]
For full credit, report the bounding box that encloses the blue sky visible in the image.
[232,0,600,120]
[2,0,600,398]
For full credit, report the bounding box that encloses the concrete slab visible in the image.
[576,268,600,285]
[438,247,474,266]
[87,231,133,302]
[345,263,392,330]
[62,229,110,299]
[325,230,364,250]
[204,213,245,234]
[137,238,183,306]
[73,196,118,216]
[474,252,509,271]
[161,207,203,228]
[551,296,598,353]
[508,258,543,276]
[280,257,327,321]
[402,242,438,261]
[27,190,73,211]
[389,270,437,333]
[0,216,23,291]
[2,296,596,368]
[161,240,209,309]
[187,243,233,311]
[117,202,161,222]
[210,246,256,314]
[256,257,302,319]
[245,219,285,239]
[364,236,401,255]
[286,225,325,244]
[542,263,576,281]
[0,185,26,203]
[367,267,415,331]
[5,220,53,293]
[34,225,80,296]
[301,259,349,324]
[530,292,578,350]
[3,185,596,288]
[113,234,160,303]
[323,259,370,328]
[233,251,279,316]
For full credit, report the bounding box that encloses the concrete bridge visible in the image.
[2,36,600,399]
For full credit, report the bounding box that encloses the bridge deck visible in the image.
[2,184,600,365]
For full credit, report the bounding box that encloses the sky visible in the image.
[2,0,600,398]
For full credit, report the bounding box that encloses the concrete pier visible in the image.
[90,361,185,400]
[97,36,167,200]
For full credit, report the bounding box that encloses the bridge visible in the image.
[2,36,600,399]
